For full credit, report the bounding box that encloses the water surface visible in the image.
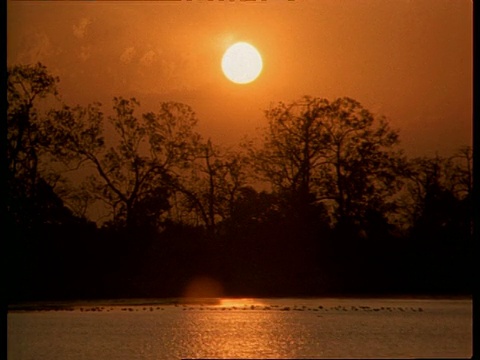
[8,298,472,359]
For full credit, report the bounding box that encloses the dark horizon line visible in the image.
[7,292,473,307]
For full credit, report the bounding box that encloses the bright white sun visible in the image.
[221,42,263,84]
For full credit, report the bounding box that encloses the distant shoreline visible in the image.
[8,294,472,312]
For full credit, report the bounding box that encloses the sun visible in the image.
[221,42,263,84]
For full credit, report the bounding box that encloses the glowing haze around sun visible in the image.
[221,42,263,84]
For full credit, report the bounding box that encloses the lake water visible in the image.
[8,298,472,359]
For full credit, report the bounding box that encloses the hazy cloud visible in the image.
[16,32,59,64]
[73,17,92,39]
[139,50,157,66]
[79,45,91,62]
[120,46,136,64]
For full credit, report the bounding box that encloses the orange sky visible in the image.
[7,0,472,156]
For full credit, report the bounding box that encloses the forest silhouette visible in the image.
[6,63,473,302]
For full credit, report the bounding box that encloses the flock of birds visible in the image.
[31,303,424,313]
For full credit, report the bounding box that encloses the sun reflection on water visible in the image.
[179,302,286,359]
[218,298,266,309]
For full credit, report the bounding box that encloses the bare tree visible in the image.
[399,147,473,237]
[251,96,404,226]
[7,63,59,201]
[172,140,251,236]
[45,98,200,229]
[449,146,473,200]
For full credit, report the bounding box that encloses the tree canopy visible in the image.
[5,63,473,300]
[251,96,405,228]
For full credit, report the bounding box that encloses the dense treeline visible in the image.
[6,63,473,302]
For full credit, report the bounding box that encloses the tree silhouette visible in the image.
[394,151,474,293]
[5,63,473,299]
[6,63,71,228]
[399,150,472,233]
[7,63,59,184]
[45,98,201,230]
[171,140,252,237]
[251,96,404,231]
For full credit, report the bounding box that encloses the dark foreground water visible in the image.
[8,298,472,359]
